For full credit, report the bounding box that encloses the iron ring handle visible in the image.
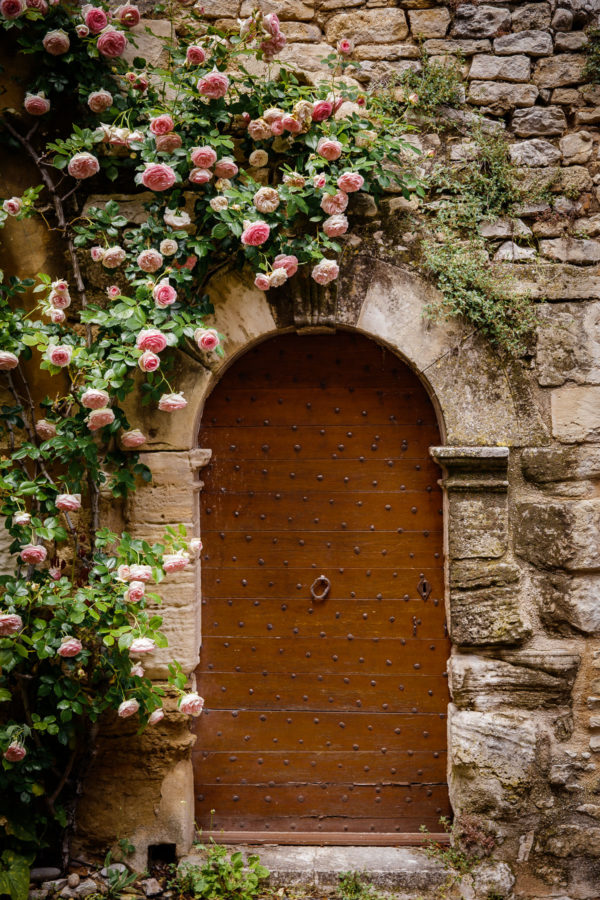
[310,575,331,602]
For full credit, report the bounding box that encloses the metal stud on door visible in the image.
[193,333,450,843]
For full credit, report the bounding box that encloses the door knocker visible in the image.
[310,575,331,602]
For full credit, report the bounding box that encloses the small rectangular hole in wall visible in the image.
[148,843,177,868]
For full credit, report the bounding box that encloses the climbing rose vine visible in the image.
[0,0,420,874]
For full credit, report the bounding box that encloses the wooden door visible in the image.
[192,332,451,842]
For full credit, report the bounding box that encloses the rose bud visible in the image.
[312,100,333,122]
[162,552,190,573]
[0,351,19,370]
[90,245,105,262]
[81,388,110,409]
[36,419,56,440]
[13,512,31,526]
[76,23,89,37]
[337,38,353,55]
[56,493,81,512]
[87,407,116,431]
[50,309,66,324]
[312,258,340,285]
[20,543,47,565]
[129,636,156,655]
[68,152,100,180]
[241,221,270,247]
[189,538,203,555]
[186,44,205,65]
[282,116,302,134]
[57,636,83,657]
[138,350,160,373]
[115,3,140,26]
[3,197,22,215]
[130,564,152,582]
[0,613,23,635]
[190,146,216,168]
[121,429,146,449]
[3,742,26,762]
[179,692,205,716]
[158,392,187,412]
[130,663,144,677]
[194,328,220,352]
[124,580,145,603]
[24,92,51,115]
[148,708,165,725]
[164,208,190,228]
[313,173,326,189]
[118,698,140,717]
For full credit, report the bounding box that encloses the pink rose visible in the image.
[68,152,100,180]
[97,27,127,58]
[254,273,270,291]
[158,392,187,412]
[337,38,353,55]
[4,742,26,762]
[124,580,145,602]
[42,28,70,55]
[130,662,144,677]
[0,0,25,19]
[312,258,340,285]
[0,613,23,635]
[130,636,156,654]
[155,133,182,153]
[253,187,279,214]
[58,636,83,657]
[194,328,220,352]
[141,163,176,192]
[136,328,167,353]
[118,698,139,717]
[88,89,113,113]
[214,157,238,179]
[24,93,50,115]
[81,388,110,409]
[247,118,272,141]
[263,11,280,34]
[137,248,163,273]
[270,119,284,136]
[337,171,364,193]
[321,190,348,216]
[36,419,56,439]
[150,114,174,136]
[191,146,217,168]
[148,708,164,725]
[241,221,271,247]
[121,429,146,448]
[102,246,126,268]
[312,100,333,123]
[107,285,120,299]
[323,213,348,237]
[317,137,343,161]
[179,692,204,716]
[84,6,107,33]
[130,564,152,581]
[282,115,302,134]
[273,254,299,277]
[47,344,72,367]
[49,290,71,309]
[163,552,190,573]
[260,32,286,58]
[87,407,115,431]
[76,24,89,36]
[189,167,212,185]
[91,245,105,262]
[117,564,131,581]
[56,493,81,512]
[114,3,140,26]
[27,0,47,9]
[186,44,205,64]
[50,309,66,324]
[313,173,326,189]
[153,280,177,307]
[49,566,62,580]
[51,278,68,293]
[13,512,31,526]
[197,70,229,99]
[138,350,160,373]
[3,197,22,215]
[0,351,19,370]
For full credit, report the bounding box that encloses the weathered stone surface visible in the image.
[512,105,567,135]
[469,53,531,82]
[468,80,538,111]
[451,5,511,39]
[407,8,450,37]
[540,237,600,264]
[512,3,551,32]
[556,163,594,193]
[522,446,600,483]
[325,9,408,44]
[122,20,171,67]
[479,218,532,238]
[509,137,561,166]
[535,307,596,387]
[542,574,600,634]
[448,496,508,559]
[450,559,521,591]
[125,451,196,524]
[533,53,587,88]
[555,31,588,51]
[575,106,600,125]
[515,500,600,570]
[494,29,554,56]
[543,825,600,858]
[282,21,322,41]
[552,384,600,442]
[450,654,575,709]
[560,130,593,164]
[450,586,531,646]
[495,645,580,678]
[423,38,491,56]
[552,86,585,105]
[552,8,573,31]
[355,42,420,60]
[492,241,537,261]
[240,0,314,18]
[198,0,239,16]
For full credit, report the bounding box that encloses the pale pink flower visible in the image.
[312,100,333,122]
[150,114,174,136]
[148,708,164,724]
[254,273,270,291]
[129,636,156,654]
[97,27,127,58]
[282,115,302,134]
[262,107,284,125]
[3,197,22,215]
[121,429,146,449]
[191,146,217,169]
[58,636,83,657]
[189,538,203,555]
[102,246,126,268]
[273,254,298,278]
[138,350,160,373]
[13,512,31,526]
[153,280,177,307]
[179,692,204,716]
[253,186,279,214]
[0,351,19,370]
[197,70,229,99]
[117,564,131,581]
[210,196,228,213]
[130,564,152,582]
[337,38,353,55]
[214,157,238,179]
[136,328,167,354]
[269,268,287,288]
[155,133,182,153]
[141,163,176,192]
[158,392,187,412]
[114,3,139,26]
[317,137,342,161]
[68,152,100,180]
[0,613,23,635]
[248,149,268,167]
[247,118,272,141]
[137,248,163,273]
[49,290,71,309]
[241,221,270,247]
[407,92,419,104]
[88,89,113,113]
[118,698,139,717]
[323,213,348,237]
[263,11,280,35]
[50,309,66,324]
[51,278,68,293]
[321,190,348,216]
[312,258,340,285]
[76,24,89,36]
[56,493,81,512]
[47,344,72,367]
[130,662,144,677]
[49,566,61,580]
[189,167,212,185]
[87,407,116,431]
[337,171,364,193]
[186,44,205,64]
[163,551,190,573]
[313,173,326,189]
[4,742,26,762]
[159,239,178,256]
[270,119,284,135]
[84,6,107,33]
[36,419,56,440]
[124,580,145,602]
[42,28,70,54]
[91,245,105,262]
[283,172,306,188]
[0,0,25,19]
[164,208,190,228]
[260,31,286,58]
[107,285,121,299]
[194,328,220,352]
[81,388,110,409]
[24,92,50,115]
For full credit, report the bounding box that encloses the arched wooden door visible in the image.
[192,332,451,842]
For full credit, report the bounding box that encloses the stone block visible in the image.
[494,29,553,56]
[552,8,573,30]
[552,384,600,442]
[451,6,511,39]
[407,8,451,37]
[448,495,508,559]
[450,559,521,591]
[512,106,567,135]
[540,237,600,264]
[555,31,588,51]
[479,218,532,238]
[125,451,196,525]
[468,54,531,82]
[560,130,593,164]
[468,80,538,111]
[450,654,575,709]
[515,500,600,571]
[492,241,537,262]
[198,0,240,16]
[240,0,314,18]
[282,22,322,41]
[355,43,420,60]
[495,645,580,677]
[122,20,171,67]
[541,574,600,634]
[575,107,600,126]
[543,825,600,857]
[552,86,585,105]
[325,9,408,44]
[533,53,587,88]
[535,307,595,387]
[511,3,551,32]
[522,446,600,483]
[449,586,531,646]
[423,39,491,56]
[509,138,561,166]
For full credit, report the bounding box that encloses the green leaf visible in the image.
[0,850,33,900]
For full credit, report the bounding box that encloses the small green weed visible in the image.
[103,851,139,900]
[400,52,465,118]
[337,871,386,900]
[174,844,269,900]
[584,28,600,82]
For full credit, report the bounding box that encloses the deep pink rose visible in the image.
[337,171,364,193]
[189,167,212,185]
[0,351,19,370]
[317,137,342,161]
[56,493,81,512]
[81,388,110,409]
[194,328,220,352]
[197,70,229,99]
[102,246,126,268]
[13,512,31,526]
[191,146,217,168]
[137,248,163,273]
[153,280,177,307]
[20,544,47,565]
[312,258,340,285]
[68,152,100,180]
[138,350,160,373]
[1,0,25,19]
[50,309,65,324]
[114,3,139,26]
[118,698,139,717]
[141,163,176,192]
[84,6,107,33]
[150,114,174,136]
[186,44,205,64]
[282,115,302,134]
[43,28,70,54]
[121,429,146,448]
[36,419,56,439]
[323,214,348,237]
[158,392,187,412]
[130,564,152,582]
[312,100,333,122]
[254,273,270,291]
[58,636,82,657]
[337,38,353,55]
[0,613,23,635]
[88,89,113,113]
[3,197,22,215]
[4,743,26,762]
[155,132,182,153]
[179,692,204,716]
[148,708,164,725]
[97,27,127,58]
[130,636,156,654]
[163,552,190,573]
[136,328,167,353]
[214,157,238,179]
[124,580,145,602]
[241,221,270,247]
[47,344,72,367]
[24,93,50,115]
[273,254,299,278]
[87,407,115,431]
[321,190,349,215]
